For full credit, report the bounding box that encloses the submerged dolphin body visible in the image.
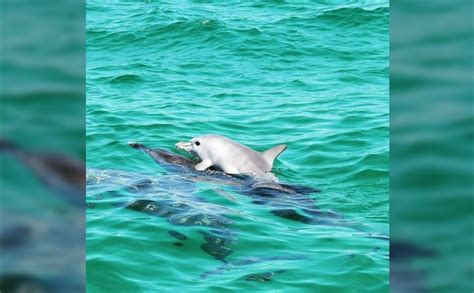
[87,142,346,262]
[175,134,287,174]
[86,168,238,262]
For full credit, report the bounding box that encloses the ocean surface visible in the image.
[86,1,389,292]
[1,0,86,291]
[390,0,473,291]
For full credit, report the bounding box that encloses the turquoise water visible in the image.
[390,0,474,291]
[1,0,86,291]
[87,1,389,292]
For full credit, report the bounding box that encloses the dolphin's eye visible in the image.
[195,141,200,146]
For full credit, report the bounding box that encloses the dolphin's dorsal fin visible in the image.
[261,144,287,166]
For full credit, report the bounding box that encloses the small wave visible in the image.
[345,168,389,183]
[146,18,221,38]
[87,29,145,46]
[273,6,387,27]
[110,74,143,84]
[317,6,388,26]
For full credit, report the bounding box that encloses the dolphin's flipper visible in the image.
[195,160,213,171]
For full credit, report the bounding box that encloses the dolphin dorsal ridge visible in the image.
[261,144,287,167]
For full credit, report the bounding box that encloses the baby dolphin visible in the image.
[175,134,287,175]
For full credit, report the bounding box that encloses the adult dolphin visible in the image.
[129,141,347,226]
[130,141,319,195]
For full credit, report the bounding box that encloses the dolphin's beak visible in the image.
[175,141,192,152]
